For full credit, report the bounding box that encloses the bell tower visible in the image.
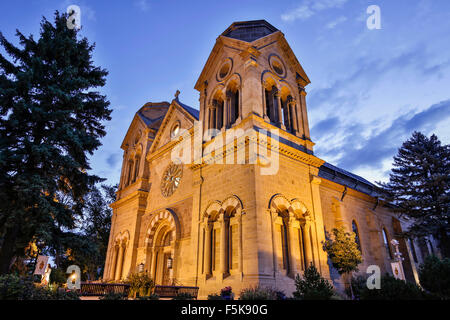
[195,20,312,143]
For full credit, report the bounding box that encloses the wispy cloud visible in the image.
[281,0,348,22]
[135,0,150,12]
[326,16,347,29]
[313,99,450,173]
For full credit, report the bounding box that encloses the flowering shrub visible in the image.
[220,286,232,296]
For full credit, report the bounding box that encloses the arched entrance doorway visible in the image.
[153,226,173,285]
[144,209,180,286]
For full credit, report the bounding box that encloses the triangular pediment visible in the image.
[148,99,199,155]
[120,102,170,150]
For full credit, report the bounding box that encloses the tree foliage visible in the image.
[47,184,116,280]
[418,255,450,299]
[356,274,427,300]
[323,226,362,275]
[293,264,335,300]
[378,132,450,257]
[0,11,111,273]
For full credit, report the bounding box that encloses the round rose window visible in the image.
[161,163,183,197]
[269,55,286,77]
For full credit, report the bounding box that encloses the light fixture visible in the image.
[167,257,173,269]
[138,262,145,273]
[71,272,77,284]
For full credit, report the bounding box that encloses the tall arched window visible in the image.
[232,90,239,124]
[126,160,133,185]
[133,155,140,183]
[265,86,279,124]
[352,220,362,253]
[382,228,393,259]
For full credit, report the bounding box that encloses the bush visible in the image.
[359,274,427,300]
[49,268,67,287]
[347,274,368,300]
[239,286,278,300]
[293,265,334,300]
[207,293,224,300]
[0,274,80,300]
[125,273,154,298]
[172,292,194,300]
[100,292,128,300]
[137,293,160,300]
[418,256,450,299]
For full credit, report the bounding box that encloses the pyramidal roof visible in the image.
[221,20,279,42]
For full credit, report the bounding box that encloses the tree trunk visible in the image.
[348,273,355,300]
[0,226,19,275]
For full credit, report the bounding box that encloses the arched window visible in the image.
[382,228,393,259]
[232,90,239,124]
[352,220,362,253]
[133,155,140,183]
[265,86,279,124]
[126,160,133,185]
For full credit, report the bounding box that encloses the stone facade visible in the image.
[103,20,433,298]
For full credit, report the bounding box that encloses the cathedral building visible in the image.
[104,20,428,297]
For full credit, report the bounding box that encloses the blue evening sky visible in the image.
[1,0,449,185]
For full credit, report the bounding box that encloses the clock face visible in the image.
[161,163,183,197]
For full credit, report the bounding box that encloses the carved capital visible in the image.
[311,175,322,185]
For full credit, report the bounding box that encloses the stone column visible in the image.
[298,87,310,139]
[275,90,282,126]
[237,211,243,278]
[115,242,125,280]
[226,91,232,128]
[285,100,291,131]
[289,218,300,277]
[109,245,118,280]
[208,107,213,130]
[288,98,298,134]
[302,224,313,268]
[219,215,227,276]
[150,248,158,279]
[204,223,212,276]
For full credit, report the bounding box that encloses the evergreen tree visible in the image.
[293,264,335,300]
[378,132,450,257]
[323,226,362,298]
[0,11,112,274]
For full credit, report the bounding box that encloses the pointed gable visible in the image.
[148,99,199,154]
[120,102,170,150]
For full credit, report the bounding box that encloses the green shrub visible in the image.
[137,293,160,300]
[172,292,194,300]
[207,293,224,300]
[239,286,277,300]
[49,268,67,287]
[125,273,154,298]
[293,265,334,300]
[100,292,128,300]
[359,274,426,300]
[0,274,80,300]
[347,274,368,300]
[418,256,450,299]
[52,289,81,300]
